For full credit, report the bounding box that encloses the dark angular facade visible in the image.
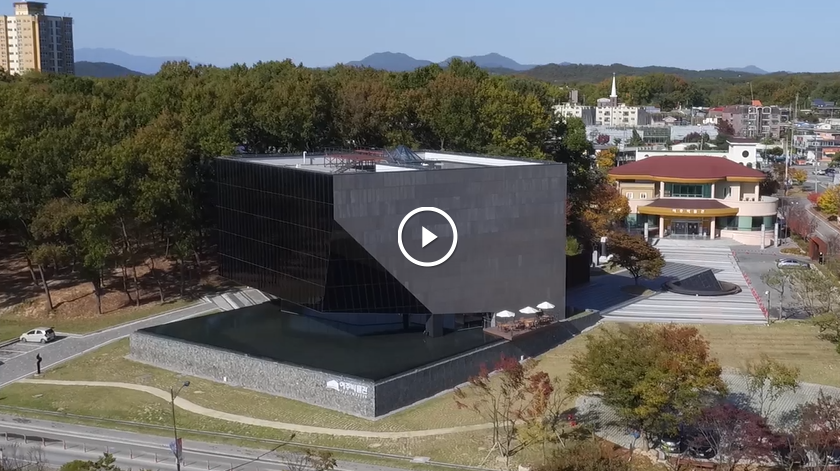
[216,157,567,317]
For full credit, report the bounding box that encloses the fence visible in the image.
[0,405,494,471]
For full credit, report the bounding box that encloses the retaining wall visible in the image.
[129,312,603,419]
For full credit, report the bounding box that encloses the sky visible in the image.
[36,0,840,73]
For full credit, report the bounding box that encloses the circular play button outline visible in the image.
[397,207,459,268]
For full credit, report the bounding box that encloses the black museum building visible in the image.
[130,147,571,418]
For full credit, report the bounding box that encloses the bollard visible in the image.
[130,449,133,459]
[207,460,210,470]
[154,453,158,463]
[105,445,109,454]
[42,437,45,446]
[83,443,87,452]
[63,440,66,450]
[23,435,27,444]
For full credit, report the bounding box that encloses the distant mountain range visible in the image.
[724,65,769,75]
[74,48,188,75]
[69,48,775,83]
[74,61,144,78]
[344,52,569,72]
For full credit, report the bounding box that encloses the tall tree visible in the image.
[606,231,665,285]
[568,325,726,449]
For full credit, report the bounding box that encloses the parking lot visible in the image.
[0,340,46,363]
[732,247,814,319]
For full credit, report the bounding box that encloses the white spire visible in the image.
[610,73,618,98]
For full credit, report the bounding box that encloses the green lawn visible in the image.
[0,299,195,342]
[1,320,836,467]
[0,384,492,467]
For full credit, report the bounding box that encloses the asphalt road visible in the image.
[0,301,218,388]
[0,415,410,471]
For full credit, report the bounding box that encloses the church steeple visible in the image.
[609,73,618,106]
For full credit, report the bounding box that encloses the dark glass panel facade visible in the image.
[216,157,567,319]
[216,159,333,310]
[216,158,429,314]
[322,222,428,313]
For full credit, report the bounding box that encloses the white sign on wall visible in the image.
[326,379,369,398]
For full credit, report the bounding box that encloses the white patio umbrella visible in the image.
[536,301,555,310]
[519,306,539,315]
[495,310,516,318]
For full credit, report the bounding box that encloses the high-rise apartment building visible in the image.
[0,2,73,75]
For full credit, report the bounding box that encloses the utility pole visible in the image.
[170,381,190,471]
[784,94,797,196]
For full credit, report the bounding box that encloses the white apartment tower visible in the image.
[0,2,74,75]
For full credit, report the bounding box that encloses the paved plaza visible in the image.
[568,239,769,325]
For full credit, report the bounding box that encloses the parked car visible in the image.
[826,168,836,175]
[659,433,681,454]
[772,439,809,468]
[685,434,717,459]
[814,169,826,175]
[777,258,811,269]
[19,327,56,344]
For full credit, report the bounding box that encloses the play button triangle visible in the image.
[421,227,438,248]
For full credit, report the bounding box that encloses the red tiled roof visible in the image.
[609,155,765,180]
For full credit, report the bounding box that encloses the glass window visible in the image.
[625,192,633,199]
[670,184,704,198]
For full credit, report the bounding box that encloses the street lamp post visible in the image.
[170,381,190,471]
[764,291,771,326]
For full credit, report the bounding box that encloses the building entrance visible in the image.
[671,220,701,236]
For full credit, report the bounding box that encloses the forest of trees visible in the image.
[518,68,840,110]
[0,59,611,313]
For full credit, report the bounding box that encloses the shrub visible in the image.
[808,191,821,205]
[536,441,631,471]
[780,247,805,255]
[566,236,582,256]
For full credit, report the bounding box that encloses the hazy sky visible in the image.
[40,0,839,72]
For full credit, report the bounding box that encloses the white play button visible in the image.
[397,207,459,268]
[421,227,438,248]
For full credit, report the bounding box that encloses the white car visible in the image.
[20,327,56,344]
[777,258,810,269]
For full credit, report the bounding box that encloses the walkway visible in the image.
[0,290,266,388]
[600,241,767,325]
[575,371,840,450]
[15,379,492,439]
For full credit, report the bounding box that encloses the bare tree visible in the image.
[745,354,800,420]
[281,450,336,471]
[789,268,833,316]
[794,390,840,471]
[762,268,791,320]
[1,443,47,471]
[787,205,817,239]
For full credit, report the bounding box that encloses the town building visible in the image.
[594,74,651,127]
[130,146,575,418]
[0,2,73,75]
[634,139,759,167]
[793,130,840,161]
[553,103,596,125]
[609,155,778,246]
[708,104,789,139]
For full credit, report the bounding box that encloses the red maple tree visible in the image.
[691,403,775,471]
[454,355,564,466]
